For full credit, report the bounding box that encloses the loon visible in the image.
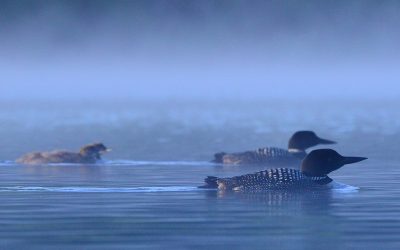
[16,143,111,165]
[212,131,336,165]
[201,149,367,191]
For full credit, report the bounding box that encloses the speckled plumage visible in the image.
[212,131,335,165]
[218,147,305,165]
[210,168,332,191]
[203,149,367,191]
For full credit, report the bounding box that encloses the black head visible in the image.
[288,131,336,151]
[301,149,367,177]
[79,143,110,159]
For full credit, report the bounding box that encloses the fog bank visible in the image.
[1,0,399,100]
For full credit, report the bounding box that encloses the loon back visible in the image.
[16,142,110,165]
[200,168,332,191]
[213,147,305,165]
[16,151,95,164]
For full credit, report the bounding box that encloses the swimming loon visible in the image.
[16,143,111,165]
[212,131,336,165]
[201,149,367,191]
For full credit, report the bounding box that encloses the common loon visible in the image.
[16,143,111,165]
[212,131,336,165]
[201,149,367,191]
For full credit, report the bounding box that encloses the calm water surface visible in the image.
[0,100,400,249]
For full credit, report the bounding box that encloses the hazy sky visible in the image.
[1,0,399,101]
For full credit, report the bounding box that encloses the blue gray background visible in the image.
[1,0,399,100]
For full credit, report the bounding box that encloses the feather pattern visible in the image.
[215,168,332,191]
[218,147,305,165]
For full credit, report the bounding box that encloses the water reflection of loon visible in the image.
[201,149,367,191]
[212,131,336,166]
[204,189,336,215]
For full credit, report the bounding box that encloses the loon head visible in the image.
[288,131,336,151]
[301,149,367,177]
[79,143,111,159]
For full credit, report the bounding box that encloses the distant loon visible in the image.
[16,143,111,165]
[201,149,367,191]
[212,131,336,165]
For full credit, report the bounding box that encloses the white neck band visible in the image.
[288,148,305,153]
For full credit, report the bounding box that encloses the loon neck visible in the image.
[288,148,307,159]
[288,148,306,153]
[314,176,333,185]
[303,173,333,185]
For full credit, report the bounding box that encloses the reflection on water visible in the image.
[1,101,400,249]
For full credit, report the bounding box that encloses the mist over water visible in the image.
[1,0,400,100]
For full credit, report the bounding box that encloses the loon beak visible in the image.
[342,156,368,165]
[317,137,336,145]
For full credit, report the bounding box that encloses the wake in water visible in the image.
[0,160,17,166]
[0,160,218,167]
[328,181,359,193]
[0,184,358,193]
[0,186,201,193]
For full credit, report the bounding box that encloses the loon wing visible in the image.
[217,147,297,165]
[216,168,321,191]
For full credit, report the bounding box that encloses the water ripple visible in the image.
[0,186,200,193]
[0,160,217,167]
[0,185,358,193]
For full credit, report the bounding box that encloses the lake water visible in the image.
[1,100,400,249]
